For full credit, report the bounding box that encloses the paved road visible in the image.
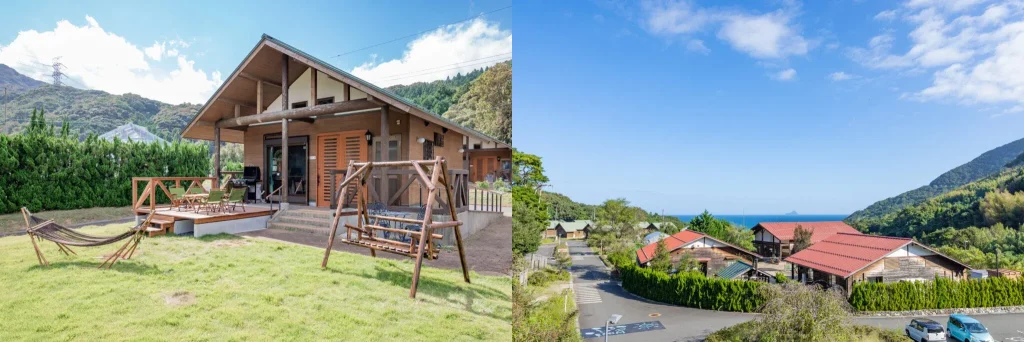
[566,240,1024,342]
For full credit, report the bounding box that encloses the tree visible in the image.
[595,198,644,240]
[688,210,755,251]
[444,61,511,143]
[513,185,549,256]
[649,240,672,273]
[792,225,814,254]
[512,149,548,188]
[675,252,700,273]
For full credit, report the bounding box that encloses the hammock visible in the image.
[21,207,151,268]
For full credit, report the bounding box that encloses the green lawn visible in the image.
[0,206,135,236]
[0,223,511,341]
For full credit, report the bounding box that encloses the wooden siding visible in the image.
[850,255,967,283]
[668,247,751,277]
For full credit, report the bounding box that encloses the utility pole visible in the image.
[51,57,65,87]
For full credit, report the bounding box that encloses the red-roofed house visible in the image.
[751,221,862,259]
[636,230,763,279]
[785,233,971,295]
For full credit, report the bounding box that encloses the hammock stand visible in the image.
[21,207,153,268]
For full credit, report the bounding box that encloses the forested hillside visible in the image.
[385,68,484,116]
[855,165,1024,271]
[444,61,512,143]
[848,136,1024,222]
[0,64,45,93]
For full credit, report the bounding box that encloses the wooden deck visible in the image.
[135,205,275,224]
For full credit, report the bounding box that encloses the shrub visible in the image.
[774,273,789,283]
[618,264,765,312]
[849,276,1024,311]
[0,124,208,214]
[528,268,570,288]
[513,284,581,342]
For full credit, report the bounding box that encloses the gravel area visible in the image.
[241,216,512,276]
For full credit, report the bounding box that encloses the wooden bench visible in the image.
[146,215,175,237]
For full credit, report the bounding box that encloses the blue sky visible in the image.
[514,0,1024,215]
[0,0,512,104]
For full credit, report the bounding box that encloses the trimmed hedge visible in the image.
[0,131,208,214]
[619,264,766,312]
[850,276,1024,311]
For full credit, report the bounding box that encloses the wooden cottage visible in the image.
[751,221,861,259]
[545,220,592,239]
[636,230,763,279]
[785,233,971,296]
[180,34,511,208]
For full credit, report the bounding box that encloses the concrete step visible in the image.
[284,208,334,220]
[276,215,332,227]
[267,221,332,236]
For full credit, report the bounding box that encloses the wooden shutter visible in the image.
[317,131,367,208]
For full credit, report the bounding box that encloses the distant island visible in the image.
[785,211,799,216]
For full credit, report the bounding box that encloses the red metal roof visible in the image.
[754,221,860,243]
[784,233,913,278]
[636,230,703,264]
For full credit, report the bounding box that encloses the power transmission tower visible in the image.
[51,57,66,86]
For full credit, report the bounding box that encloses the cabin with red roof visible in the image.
[751,221,861,259]
[784,233,971,295]
[636,230,764,280]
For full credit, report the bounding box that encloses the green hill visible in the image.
[385,68,485,116]
[847,136,1024,222]
[444,61,511,143]
[0,64,45,93]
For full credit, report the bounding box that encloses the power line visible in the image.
[380,56,510,82]
[375,52,511,81]
[329,5,512,59]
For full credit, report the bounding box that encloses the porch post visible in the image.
[280,54,289,209]
[463,136,469,174]
[380,105,389,206]
[213,122,221,188]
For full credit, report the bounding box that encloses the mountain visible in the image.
[444,61,512,143]
[386,67,485,116]
[847,136,1024,223]
[785,211,799,216]
[0,64,46,93]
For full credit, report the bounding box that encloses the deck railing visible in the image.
[469,187,505,213]
[131,177,215,211]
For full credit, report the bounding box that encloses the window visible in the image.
[423,140,434,160]
[473,143,482,149]
[434,132,444,147]
[867,276,883,283]
[291,101,308,109]
[316,97,334,105]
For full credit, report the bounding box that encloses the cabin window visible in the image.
[473,143,482,149]
[423,140,434,160]
[291,101,308,109]
[316,97,334,105]
[434,132,444,147]
[868,276,883,283]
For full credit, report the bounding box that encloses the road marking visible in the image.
[575,283,602,305]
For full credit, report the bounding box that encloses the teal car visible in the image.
[947,314,993,342]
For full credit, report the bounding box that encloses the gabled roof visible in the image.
[784,233,971,278]
[560,220,592,233]
[635,230,762,264]
[548,221,560,230]
[182,34,508,147]
[99,123,166,144]
[753,221,860,243]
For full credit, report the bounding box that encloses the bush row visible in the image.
[0,132,208,214]
[849,276,1024,311]
[619,264,766,312]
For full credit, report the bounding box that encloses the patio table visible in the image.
[182,193,209,212]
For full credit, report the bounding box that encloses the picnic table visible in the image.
[182,193,209,212]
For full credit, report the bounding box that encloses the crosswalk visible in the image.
[575,282,603,305]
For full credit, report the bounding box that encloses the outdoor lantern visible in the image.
[365,130,373,145]
[417,137,426,144]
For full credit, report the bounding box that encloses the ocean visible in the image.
[673,214,849,229]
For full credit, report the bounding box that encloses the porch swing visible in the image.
[319,157,470,299]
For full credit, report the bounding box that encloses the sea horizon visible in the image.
[672,214,850,229]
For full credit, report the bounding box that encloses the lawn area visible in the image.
[0,223,511,341]
[0,206,134,237]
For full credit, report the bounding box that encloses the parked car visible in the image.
[947,314,994,342]
[905,318,946,342]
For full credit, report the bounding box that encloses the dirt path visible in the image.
[241,216,512,276]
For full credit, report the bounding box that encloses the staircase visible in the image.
[266,208,334,235]
[144,214,175,237]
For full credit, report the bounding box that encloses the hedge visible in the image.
[619,264,766,312]
[0,131,209,214]
[850,276,1024,311]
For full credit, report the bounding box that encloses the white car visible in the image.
[906,318,947,342]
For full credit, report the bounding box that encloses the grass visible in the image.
[0,223,511,341]
[706,321,904,342]
[0,206,134,236]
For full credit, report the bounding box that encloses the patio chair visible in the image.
[223,188,245,212]
[197,190,225,213]
[188,186,205,194]
[169,187,187,211]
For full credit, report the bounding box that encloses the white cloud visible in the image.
[828,71,857,81]
[717,11,809,59]
[144,41,165,61]
[772,68,797,81]
[0,16,221,104]
[638,0,809,60]
[856,2,1024,112]
[686,39,710,54]
[875,9,898,21]
[350,18,511,87]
